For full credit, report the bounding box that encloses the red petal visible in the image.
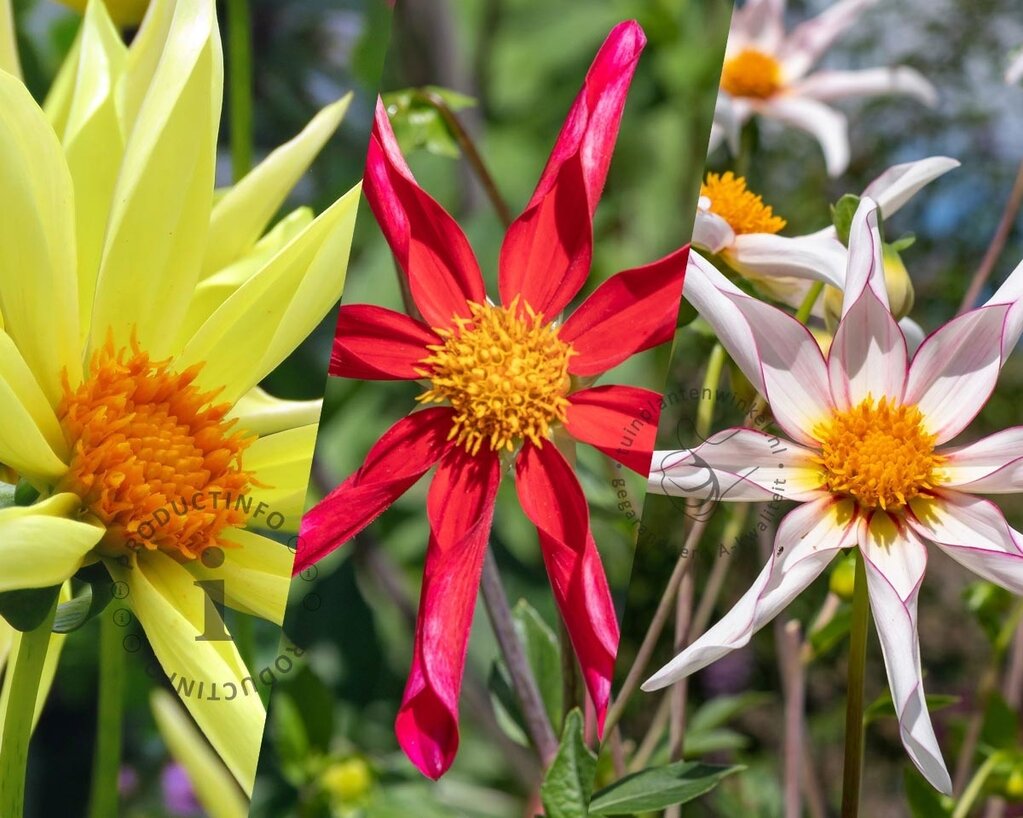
[364,99,486,328]
[330,304,439,380]
[565,386,661,476]
[497,21,646,318]
[561,246,689,376]
[396,447,501,779]
[498,156,592,318]
[294,408,454,572]
[514,441,619,734]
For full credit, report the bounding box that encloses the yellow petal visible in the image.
[116,0,175,129]
[0,583,73,748]
[150,689,248,818]
[0,330,69,481]
[0,72,82,405]
[177,184,359,403]
[0,0,20,79]
[62,1,127,340]
[108,550,263,793]
[0,495,103,591]
[201,94,352,277]
[43,30,82,136]
[91,0,222,358]
[231,387,323,438]
[175,207,314,349]
[186,528,293,625]
[243,425,317,533]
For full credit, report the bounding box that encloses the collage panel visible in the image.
[0,0,389,815]
[616,0,1023,816]
[253,1,731,817]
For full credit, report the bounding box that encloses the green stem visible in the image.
[952,752,1004,818]
[87,608,126,818]
[695,343,726,439]
[840,551,870,818]
[794,281,825,325]
[0,598,57,818]
[227,0,253,182]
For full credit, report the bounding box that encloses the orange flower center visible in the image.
[702,172,787,236]
[416,300,574,456]
[58,339,255,560]
[720,48,785,99]
[814,397,944,511]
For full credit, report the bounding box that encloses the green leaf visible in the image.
[808,603,852,659]
[688,692,771,733]
[488,661,530,746]
[904,768,952,817]
[864,691,959,725]
[52,563,115,634]
[513,600,563,728]
[381,86,478,159]
[981,692,1019,751]
[830,193,861,245]
[540,709,597,818]
[888,233,916,252]
[589,762,744,815]
[0,584,62,632]
[272,692,312,786]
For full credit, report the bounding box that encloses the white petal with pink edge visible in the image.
[649,428,825,503]
[758,96,849,176]
[726,232,846,288]
[861,157,959,218]
[860,512,951,794]
[641,496,856,690]
[939,428,1023,493]
[692,206,735,254]
[791,67,937,106]
[779,0,880,79]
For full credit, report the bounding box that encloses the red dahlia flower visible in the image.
[295,20,688,779]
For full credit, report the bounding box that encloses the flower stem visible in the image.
[795,281,825,325]
[414,89,514,229]
[227,0,254,182]
[953,752,1004,818]
[480,548,558,767]
[695,343,726,439]
[0,597,57,818]
[87,607,126,818]
[840,550,870,818]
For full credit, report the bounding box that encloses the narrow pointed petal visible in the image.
[692,208,735,254]
[780,0,880,78]
[364,100,485,328]
[515,441,619,733]
[862,157,959,217]
[243,424,318,532]
[791,67,938,107]
[729,0,787,53]
[643,496,855,690]
[295,408,455,572]
[565,386,662,475]
[727,232,847,290]
[940,428,1023,493]
[331,305,439,380]
[396,447,500,779]
[92,0,222,359]
[229,387,322,438]
[904,305,1009,443]
[560,247,688,376]
[0,0,19,78]
[909,493,1023,594]
[649,429,825,502]
[203,94,352,276]
[861,512,951,794]
[759,96,849,176]
[983,257,1023,358]
[0,72,81,404]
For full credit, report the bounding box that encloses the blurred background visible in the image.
[619,0,1023,816]
[252,0,732,816]
[10,0,389,814]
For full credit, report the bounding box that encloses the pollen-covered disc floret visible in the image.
[58,338,255,560]
[720,48,785,99]
[814,396,944,511]
[416,300,575,456]
[702,172,787,235]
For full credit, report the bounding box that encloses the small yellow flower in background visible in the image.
[54,0,149,27]
[0,0,359,793]
[151,690,247,818]
[321,757,373,805]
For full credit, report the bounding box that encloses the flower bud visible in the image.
[829,554,857,600]
[823,243,915,330]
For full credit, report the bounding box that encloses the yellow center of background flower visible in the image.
[702,172,787,235]
[416,300,574,456]
[814,397,943,511]
[720,48,785,99]
[59,339,255,560]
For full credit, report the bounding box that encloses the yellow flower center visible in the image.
[814,397,944,511]
[720,48,785,99]
[702,172,787,235]
[416,300,574,456]
[58,339,255,560]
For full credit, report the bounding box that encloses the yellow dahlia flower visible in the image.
[0,0,357,792]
